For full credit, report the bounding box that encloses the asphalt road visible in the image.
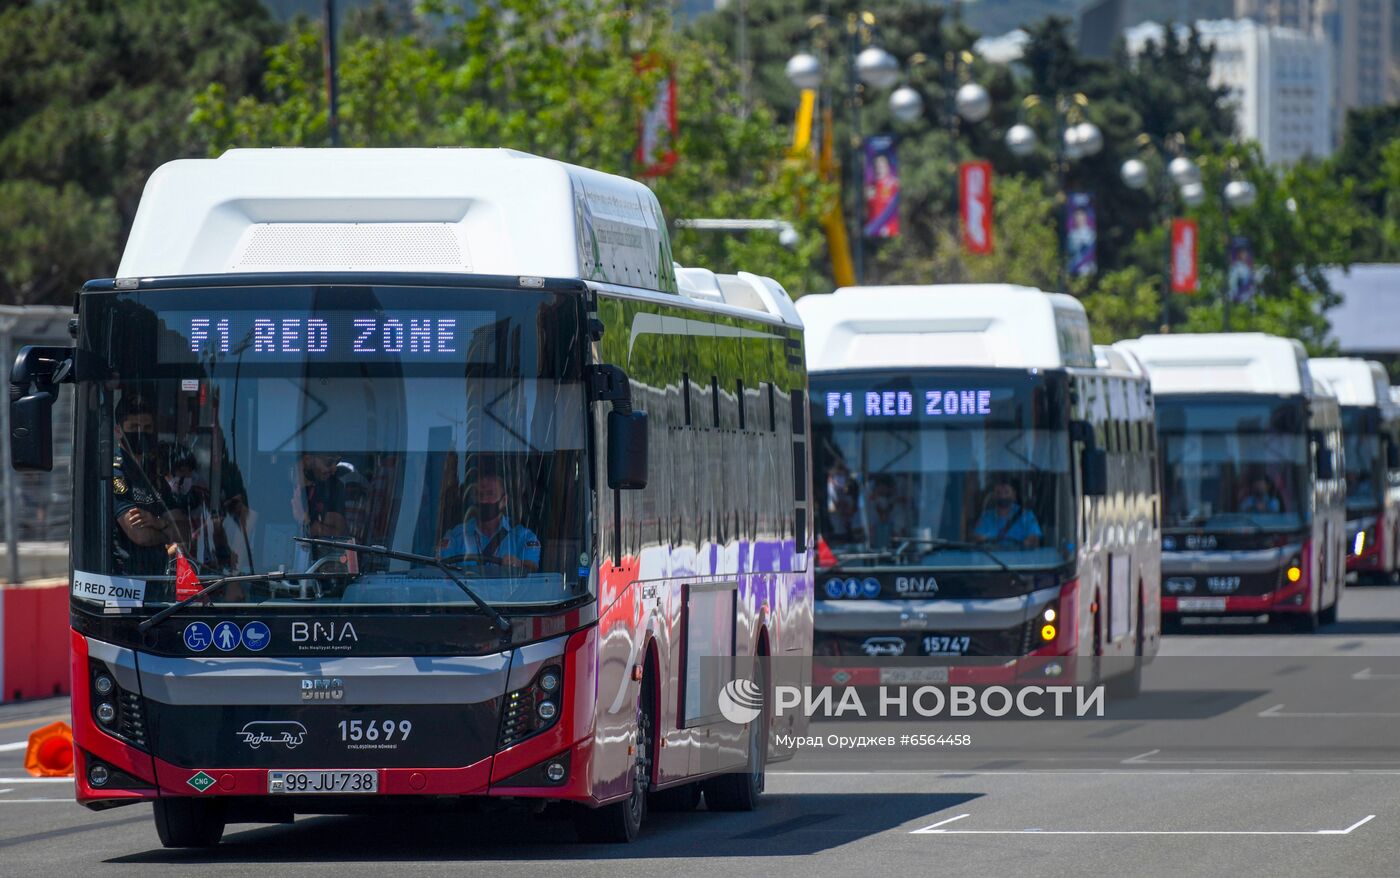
[5,587,1400,876]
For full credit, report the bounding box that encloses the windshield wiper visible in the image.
[294,537,513,637]
[138,570,350,633]
[892,536,1035,587]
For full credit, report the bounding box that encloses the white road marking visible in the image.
[0,777,73,784]
[1351,668,1400,680]
[0,741,29,752]
[775,769,1400,776]
[0,798,77,803]
[0,789,12,794]
[910,813,970,833]
[916,814,1377,836]
[1259,703,1400,718]
[1122,749,1160,764]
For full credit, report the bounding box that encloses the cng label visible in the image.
[187,771,217,793]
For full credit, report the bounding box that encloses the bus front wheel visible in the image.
[575,670,653,843]
[153,798,226,848]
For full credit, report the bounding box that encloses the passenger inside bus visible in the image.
[438,465,541,573]
[866,474,911,549]
[972,478,1042,548]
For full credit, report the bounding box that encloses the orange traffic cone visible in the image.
[25,721,74,777]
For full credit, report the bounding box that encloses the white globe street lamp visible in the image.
[1005,123,1037,158]
[1168,155,1201,188]
[954,82,992,123]
[785,53,822,91]
[1120,158,1149,190]
[855,46,900,90]
[889,85,924,123]
[1224,179,1258,210]
[1179,181,1206,207]
[1072,121,1103,158]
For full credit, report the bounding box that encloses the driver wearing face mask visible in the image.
[438,470,540,573]
[112,394,176,573]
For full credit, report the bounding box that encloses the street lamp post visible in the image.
[788,16,988,284]
[785,14,904,285]
[1004,94,1103,293]
[1120,136,1199,332]
[889,50,990,224]
[1220,176,1258,332]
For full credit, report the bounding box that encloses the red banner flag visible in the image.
[635,57,678,178]
[959,161,994,255]
[1170,218,1199,293]
[175,551,202,602]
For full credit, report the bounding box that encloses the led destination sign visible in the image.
[825,388,1004,420]
[157,311,494,364]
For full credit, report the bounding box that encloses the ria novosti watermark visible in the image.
[719,679,1105,723]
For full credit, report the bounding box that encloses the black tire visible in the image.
[153,798,226,848]
[575,670,652,843]
[1320,591,1339,626]
[702,664,767,812]
[648,782,701,812]
[1292,609,1320,633]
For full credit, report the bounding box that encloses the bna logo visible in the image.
[718,678,764,725]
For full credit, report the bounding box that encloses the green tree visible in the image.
[193,0,825,295]
[0,0,277,304]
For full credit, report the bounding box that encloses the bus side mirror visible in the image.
[11,392,54,472]
[1081,447,1109,497]
[607,409,648,490]
[10,345,73,474]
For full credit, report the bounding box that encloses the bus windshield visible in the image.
[1157,395,1310,533]
[74,283,589,610]
[1342,406,1383,513]
[810,370,1073,572]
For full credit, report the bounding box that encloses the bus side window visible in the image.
[767,382,777,432]
[736,379,746,431]
[682,372,692,427]
[790,388,808,559]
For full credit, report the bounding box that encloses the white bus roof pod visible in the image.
[794,284,1094,372]
[117,148,678,293]
[1115,333,1316,398]
[1307,357,1392,408]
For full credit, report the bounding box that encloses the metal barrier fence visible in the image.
[0,306,74,583]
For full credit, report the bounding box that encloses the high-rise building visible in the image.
[1236,0,1394,138]
[1126,19,1333,163]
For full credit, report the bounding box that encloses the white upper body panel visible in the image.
[1116,333,1314,397]
[114,148,803,328]
[117,148,678,292]
[794,284,1094,373]
[1306,358,1391,408]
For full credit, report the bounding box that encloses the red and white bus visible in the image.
[1309,358,1400,583]
[11,149,812,845]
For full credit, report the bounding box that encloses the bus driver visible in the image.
[439,469,540,573]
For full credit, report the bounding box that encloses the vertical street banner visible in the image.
[959,160,994,255]
[636,59,678,178]
[1228,236,1255,304]
[863,136,900,239]
[1170,218,1199,293]
[1065,192,1097,278]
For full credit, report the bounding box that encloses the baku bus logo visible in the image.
[718,678,764,725]
[236,721,308,750]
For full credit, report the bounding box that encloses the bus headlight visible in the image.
[1287,564,1303,583]
[498,664,564,750]
[1040,624,1057,642]
[1354,530,1368,557]
[1042,607,1056,623]
[95,702,116,724]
